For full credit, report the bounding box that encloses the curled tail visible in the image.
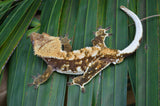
[118,6,143,56]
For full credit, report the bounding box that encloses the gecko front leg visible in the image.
[28,65,55,88]
[67,58,111,92]
[60,34,72,52]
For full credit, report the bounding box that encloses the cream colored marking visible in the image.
[91,50,98,57]
[76,66,83,72]
[88,63,91,67]
[61,67,64,70]
[45,73,49,77]
[80,63,111,88]
[79,60,82,64]
[76,53,85,59]
[73,50,80,54]
[56,69,84,75]
[75,61,83,65]
[62,64,69,67]
[61,64,69,71]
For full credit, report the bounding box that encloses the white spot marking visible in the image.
[77,54,85,59]
[76,66,82,72]
[73,50,80,53]
[56,69,84,75]
[112,59,119,64]
[91,50,98,57]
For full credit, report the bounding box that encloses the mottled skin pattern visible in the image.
[28,6,143,92]
[28,28,124,92]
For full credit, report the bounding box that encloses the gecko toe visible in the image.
[97,26,102,30]
[32,75,36,79]
[108,33,112,36]
[34,85,39,89]
[28,83,34,86]
[65,33,69,37]
[67,82,73,86]
[81,86,85,93]
[105,26,111,31]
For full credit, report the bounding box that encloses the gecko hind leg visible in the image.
[28,65,55,88]
[60,34,72,52]
[67,59,111,92]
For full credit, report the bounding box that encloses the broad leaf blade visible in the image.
[136,0,147,105]
[7,0,41,105]
[0,0,38,74]
[0,1,34,47]
[146,0,158,105]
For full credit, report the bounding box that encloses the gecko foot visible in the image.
[67,76,86,93]
[28,65,55,89]
[28,75,41,89]
[66,82,73,86]
[67,81,85,93]
[27,83,39,89]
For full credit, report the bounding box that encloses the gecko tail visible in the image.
[118,6,143,57]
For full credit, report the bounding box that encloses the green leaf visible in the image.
[127,0,160,106]
[146,0,158,105]
[0,0,13,20]
[136,0,147,106]
[26,26,40,37]
[6,0,42,105]
[30,17,41,27]
[0,69,5,86]
[0,1,34,47]
[0,0,40,73]
[7,0,160,106]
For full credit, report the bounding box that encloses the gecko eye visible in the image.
[62,45,64,50]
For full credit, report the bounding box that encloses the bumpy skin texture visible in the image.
[28,28,124,91]
[28,6,143,92]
